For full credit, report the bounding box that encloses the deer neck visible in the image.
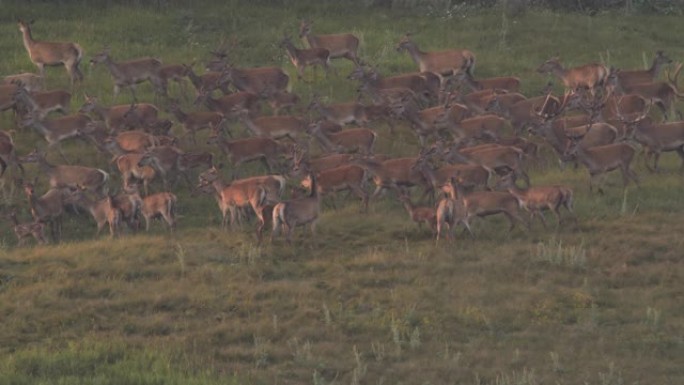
[403,42,425,67]
[312,128,335,151]
[20,26,35,51]
[240,115,260,135]
[283,44,299,64]
[102,56,126,80]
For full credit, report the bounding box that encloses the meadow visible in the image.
[0,1,683,384]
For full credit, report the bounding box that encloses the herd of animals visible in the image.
[2,18,684,247]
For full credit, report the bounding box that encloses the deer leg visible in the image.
[652,150,662,172]
[676,147,684,173]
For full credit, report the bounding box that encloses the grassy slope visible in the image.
[0,2,683,384]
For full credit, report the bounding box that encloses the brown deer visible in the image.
[308,122,377,155]
[79,95,159,133]
[453,70,520,93]
[299,20,360,66]
[396,34,475,86]
[183,64,231,96]
[224,65,290,95]
[113,153,157,195]
[22,149,109,194]
[64,188,120,237]
[565,140,639,194]
[23,182,74,242]
[236,108,307,141]
[267,90,300,116]
[297,159,369,212]
[140,192,177,232]
[612,63,684,119]
[272,174,321,245]
[137,146,189,190]
[196,90,260,118]
[616,50,672,88]
[2,73,42,92]
[398,193,437,234]
[445,144,530,187]
[157,63,190,98]
[537,56,609,95]
[90,48,164,100]
[167,101,226,144]
[307,95,368,126]
[17,19,84,87]
[353,155,437,200]
[280,36,331,80]
[619,108,684,172]
[19,113,92,163]
[0,131,26,177]
[207,135,283,178]
[348,66,439,104]
[435,179,468,243]
[12,86,71,119]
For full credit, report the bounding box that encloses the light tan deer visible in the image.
[308,122,377,155]
[616,50,672,88]
[90,48,164,100]
[23,149,109,195]
[79,95,159,133]
[299,20,360,66]
[8,210,48,246]
[112,186,144,232]
[113,153,156,195]
[140,191,177,232]
[280,36,331,80]
[537,56,609,95]
[565,140,639,194]
[103,131,159,155]
[396,34,476,86]
[17,19,84,87]
[498,172,576,228]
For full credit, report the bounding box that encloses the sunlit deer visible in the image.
[537,56,608,95]
[64,188,120,237]
[299,20,361,66]
[396,33,476,86]
[90,48,164,100]
[3,73,43,92]
[140,191,177,232]
[565,140,639,194]
[17,19,84,87]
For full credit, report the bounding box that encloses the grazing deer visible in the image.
[396,34,476,86]
[299,20,360,66]
[308,121,377,155]
[23,182,73,242]
[398,193,437,234]
[565,140,639,194]
[498,172,576,228]
[272,173,321,245]
[207,135,283,178]
[236,108,307,141]
[616,50,672,88]
[7,210,48,246]
[90,48,164,100]
[12,86,71,119]
[17,19,84,87]
[167,101,226,144]
[280,36,331,80]
[140,191,177,232]
[22,150,109,195]
[64,188,120,237]
[2,73,42,92]
[79,95,159,133]
[537,56,609,95]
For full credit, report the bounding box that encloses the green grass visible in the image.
[1,1,683,384]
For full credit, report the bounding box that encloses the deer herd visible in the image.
[1,18,682,248]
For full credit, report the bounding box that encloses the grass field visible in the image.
[0,1,683,384]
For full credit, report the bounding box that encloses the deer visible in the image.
[432,163,491,192]
[348,66,439,104]
[0,84,20,114]
[618,106,684,172]
[236,108,307,141]
[195,90,260,118]
[7,210,48,246]
[79,95,159,133]
[207,135,283,178]
[435,179,469,243]
[19,113,92,163]
[398,193,437,234]
[2,73,43,92]
[453,69,521,93]
[537,56,609,95]
[17,19,84,88]
[307,95,369,126]
[113,153,157,196]
[611,63,684,119]
[112,186,144,232]
[167,100,226,144]
[197,166,285,235]
[497,171,576,228]
[444,114,508,143]
[564,139,639,194]
[89,48,164,100]
[103,131,160,155]
[453,183,529,235]
[299,20,360,66]
[0,131,26,177]
[445,144,530,187]
[23,181,74,242]
[157,63,190,98]
[353,154,437,201]
[272,173,321,246]
[267,90,300,116]
[64,188,120,237]
[183,64,231,96]
[223,65,290,95]
[280,35,331,80]
[297,159,369,213]
[307,121,377,155]
[12,86,71,120]
[137,146,189,190]
[396,33,476,87]
[616,50,672,88]
[291,147,355,174]
[140,191,177,232]
[22,149,109,195]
